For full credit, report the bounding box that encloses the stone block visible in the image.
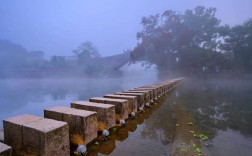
[114,92,145,109]
[3,114,69,156]
[0,130,4,142]
[89,97,128,120]
[131,89,155,102]
[103,94,138,114]
[71,101,115,131]
[0,142,12,156]
[44,106,97,145]
[22,118,69,156]
[124,91,150,106]
[3,114,42,151]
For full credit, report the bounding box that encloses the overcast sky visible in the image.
[0,0,252,58]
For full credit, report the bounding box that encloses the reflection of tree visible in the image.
[177,78,252,138]
[140,94,176,143]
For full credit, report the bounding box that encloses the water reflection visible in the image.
[86,92,176,156]
[176,78,252,156]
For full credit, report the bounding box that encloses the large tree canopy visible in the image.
[220,20,252,72]
[130,6,230,74]
[73,41,100,65]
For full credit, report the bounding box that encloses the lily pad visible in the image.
[187,121,193,126]
[180,148,187,152]
[94,142,99,145]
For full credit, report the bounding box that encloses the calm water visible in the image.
[175,78,252,156]
[87,78,252,156]
[1,75,252,156]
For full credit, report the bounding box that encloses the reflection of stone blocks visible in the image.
[71,101,115,131]
[44,106,97,144]
[104,94,138,113]
[3,114,69,156]
[89,97,128,120]
[0,142,12,156]
[22,118,69,156]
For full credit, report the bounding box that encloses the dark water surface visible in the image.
[175,78,252,156]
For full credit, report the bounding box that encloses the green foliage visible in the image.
[180,148,188,152]
[187,121,193,126]
[220,19,252,72]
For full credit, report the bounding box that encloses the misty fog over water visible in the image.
[0,63,158,129]
[1,1,252,156]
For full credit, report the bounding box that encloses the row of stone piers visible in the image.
[0,78,183,156]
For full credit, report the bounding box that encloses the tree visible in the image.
[130,6,226,74]
[220,19,252,72]
[73,41,100,65]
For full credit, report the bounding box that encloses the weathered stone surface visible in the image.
[71,101,115,131]
[3,114,69,156]
[137,87,158,99]
[0,142,12,156]
[0,130,4,142]
[103,94,138,114]
[114,92,145,109]
[44,106,97,144]
[89,97,128,120]
[124,91,150,106]
[3,114,42,151]
[22,118,69,156]
[131,89,155,102]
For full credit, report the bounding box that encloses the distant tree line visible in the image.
[130,6,252,75]
[0,40,129,78]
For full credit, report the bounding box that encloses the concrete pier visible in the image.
[103,94,138,114]
[129,89,154,103]
[89,97,128,120]
[0,142,12,156]
[44,106,97,145]
[124,90,150,106]
[71,101,116,131]
[114,92,145,109]
[3,114,69,156]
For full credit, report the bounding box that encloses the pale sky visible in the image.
[0,0,251,58]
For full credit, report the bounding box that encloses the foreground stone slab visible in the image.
[103,94,138,113]
[0,142,12,156]
[89,97,128,120]
[22,118,69,156]
[3,114,69,156]
[71,101,115,131]
[44,106,97,144]
[114,92,145,109]
[3,114,42,152]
